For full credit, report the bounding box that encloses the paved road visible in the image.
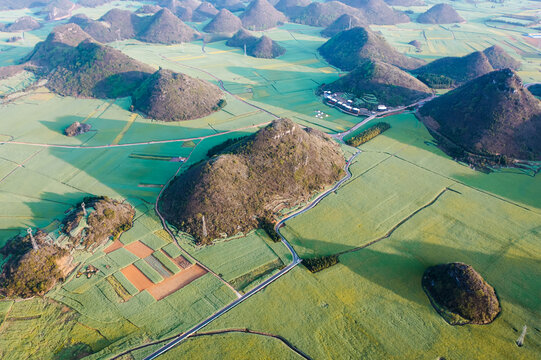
[141,150,361,360]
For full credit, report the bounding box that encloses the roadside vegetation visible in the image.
[346,122,390,147]
[302,254,339,273]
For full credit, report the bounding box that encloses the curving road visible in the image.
[140,150,361,360]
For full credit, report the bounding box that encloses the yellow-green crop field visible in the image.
[173,113,541,360]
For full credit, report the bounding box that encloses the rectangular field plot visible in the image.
[146,265,207,301]
[121,264,153,292]
[134,259,164,284]
[144,255,173,278]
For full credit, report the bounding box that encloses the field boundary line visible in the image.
[337,187,454,256]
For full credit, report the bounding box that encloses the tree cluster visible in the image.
[346,122,390,147]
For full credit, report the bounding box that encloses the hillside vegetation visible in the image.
[0,196,134,299]
[26,24,154,98]
[417,3,464,24]
[70,8,199,44]
[340,0,410,25]
[0,16,41,32]
[226,30,285,58]
[289,1,366,27]
[240,0,286,30]
[159,119,346,244]
[132,68,225,121]
[419,69,541,161]
[422,263,501,325]
[318,27,425,71]
[137,8,200,44]
[414,46,520,88]
[321,60,432,108]
[321,14,366,38]
[203,8,242,33]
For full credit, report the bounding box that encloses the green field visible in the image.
[0,1,540,358]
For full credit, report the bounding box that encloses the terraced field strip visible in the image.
[111,113,138,145]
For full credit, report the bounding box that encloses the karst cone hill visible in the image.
[159,118,346,244]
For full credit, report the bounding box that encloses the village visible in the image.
[321,91,389,117]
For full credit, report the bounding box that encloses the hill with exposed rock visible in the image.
[137,8,200,44]
[132,68,225,122]
[419,69,541,161]
[321,60,432,108]
[240,0,287,30]
[203,9,242,33]
[321,14,366,37]
[25,24,154,98]
[413,46,521,88]
[318,27,425,71]
[422,263,501,325]
[417,3,464,24]
[159,118,346,244]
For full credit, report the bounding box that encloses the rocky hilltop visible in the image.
[70,8,199,44]
[132,68,225,121]
[137,8,200,44]
[318,27,425,71]
[159,118,346,244]
[240,0,287,30]
[419,69,541,161]
[25,24,154,98]
[417,3,464,24]
[340,0,410,25]
[0,16,41,32]
[321,14,366,38]
[414,45,521,88]
[203,9,243,33]
[289,1,366,27]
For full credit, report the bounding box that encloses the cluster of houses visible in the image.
[322,91,387,116]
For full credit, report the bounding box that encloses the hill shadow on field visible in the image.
[298,236,541,311]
